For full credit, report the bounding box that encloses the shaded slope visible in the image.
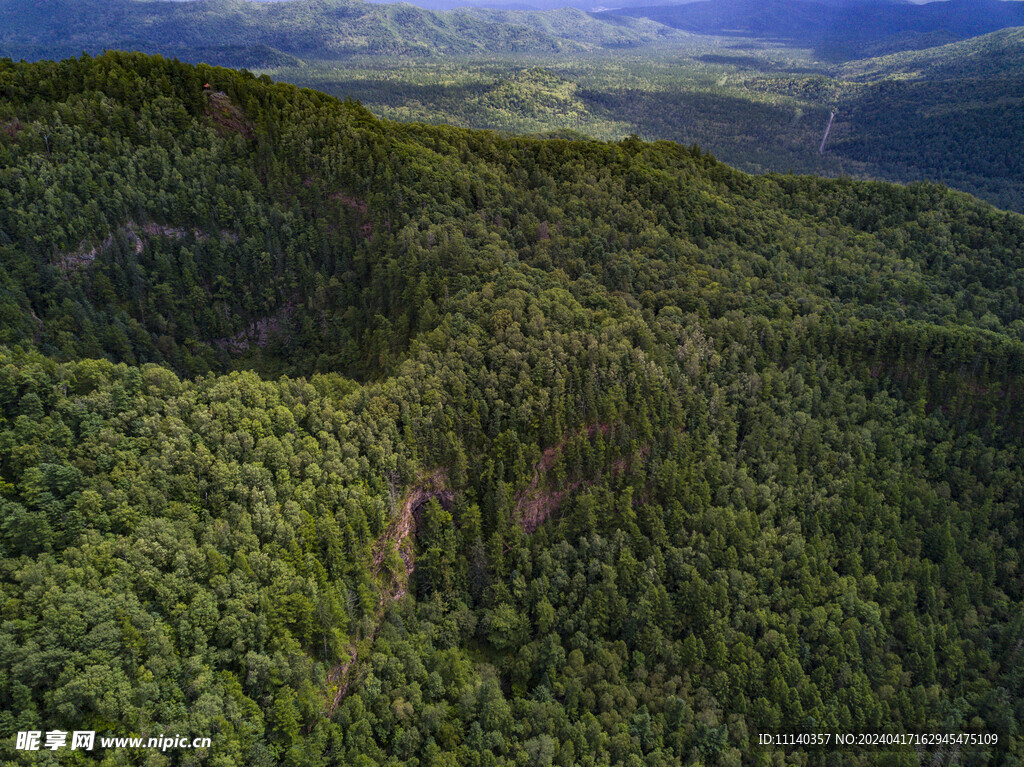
[608,0,1024,60]
[840,24,1024,80]
[823,27,1024,210]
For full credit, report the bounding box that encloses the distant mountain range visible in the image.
[366,0,909,12]
[4,0,1021,64]
[606,0,1024,59]
[359,0,699,11]
[0,0,681,64]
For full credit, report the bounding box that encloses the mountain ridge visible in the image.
[0,0,682,64]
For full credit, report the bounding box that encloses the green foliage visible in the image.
[0,53,1022,765]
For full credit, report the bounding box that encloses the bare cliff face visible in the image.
[329,472,453,714]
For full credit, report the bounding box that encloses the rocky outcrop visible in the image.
[327,472,452,715]
[57,221,237,272]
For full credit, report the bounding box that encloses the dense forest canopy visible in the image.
[0,53,1022,765]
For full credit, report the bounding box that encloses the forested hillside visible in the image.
[840,26,1024,81]
[1,53,1023,766]
[734,27,1024,212]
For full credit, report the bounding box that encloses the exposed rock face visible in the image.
[213,302,297,353]
[326,429,640,712]
[206,90,254,139]
[57,220,236,272]
[514,423,612,533]
[328,472,452,715]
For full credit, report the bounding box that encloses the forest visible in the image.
[5,0,1024,212]
[0,52,1022,766]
